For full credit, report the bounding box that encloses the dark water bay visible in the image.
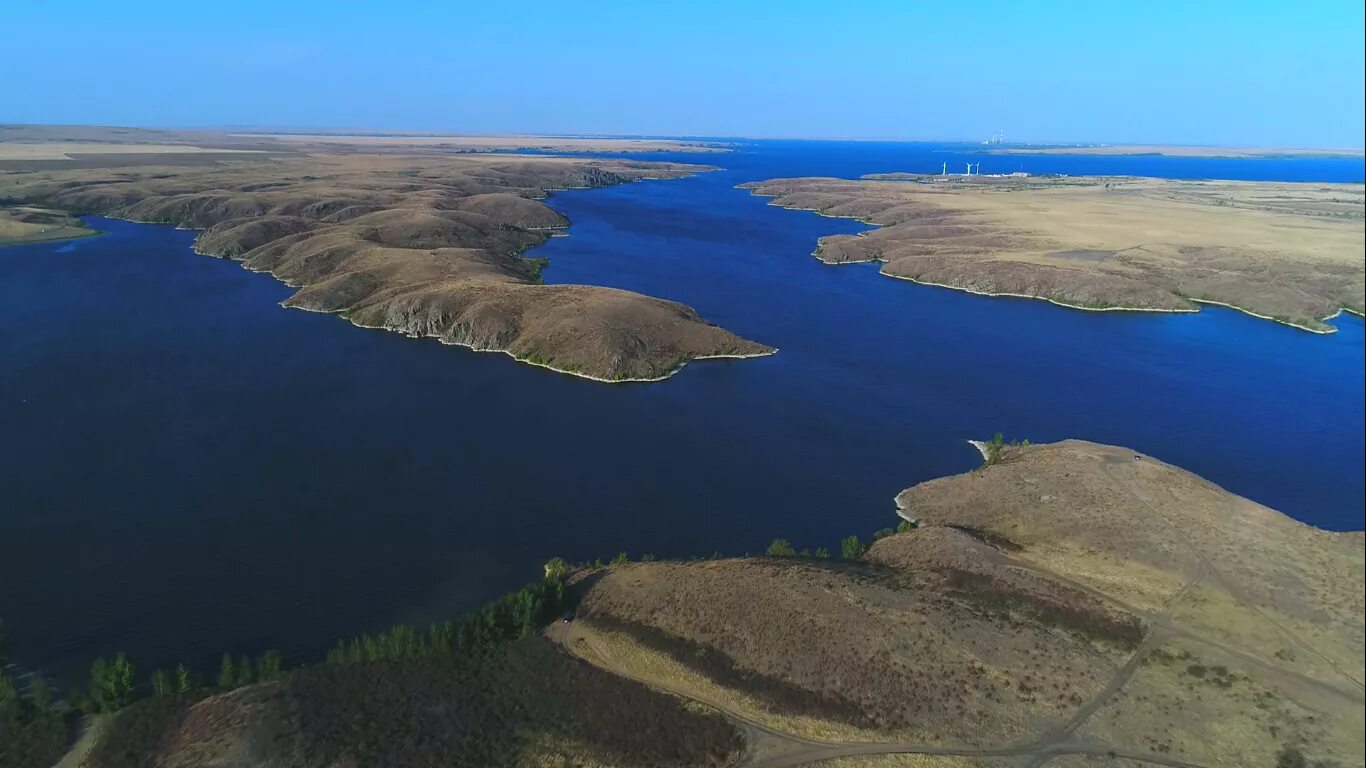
[2,141,1363,684]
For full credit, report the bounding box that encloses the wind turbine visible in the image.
[965,162,972,176]
[941,161,947,176]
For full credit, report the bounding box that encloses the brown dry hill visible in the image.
[45,440,1364,767]
[742,175,1364,332]
[0,144,772,381]
[73,636,741,768]
[564,440,1364,767]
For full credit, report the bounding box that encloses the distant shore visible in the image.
[987,144,1365,159]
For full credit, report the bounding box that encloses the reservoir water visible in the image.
[2,141,1363,684]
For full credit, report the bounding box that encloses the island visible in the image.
[0,129,772,381]
[12,439,1360,767]
[743,173,1365,332]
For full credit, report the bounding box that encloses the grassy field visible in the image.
[744,175,1364,332]
[0,205,96,245]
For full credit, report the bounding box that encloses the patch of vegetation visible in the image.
[289,636,740,767]
[980,433,1031,468]
[840,535,867,561]
[944,524,1023,552]
[0,621,71,768]
[942,568,1145,649]
[766,538,797,557]
[324,576,565,665]
[587,615,879,730]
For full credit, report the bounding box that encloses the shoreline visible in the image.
[747,187,1356,335]
[894,439,991,525]
[90,164,776,384]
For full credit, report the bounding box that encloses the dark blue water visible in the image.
[2,141,1362,685]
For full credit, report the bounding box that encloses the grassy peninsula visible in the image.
[0,128,772,381]
[8,439,1360,768]
[743,174,1365,332]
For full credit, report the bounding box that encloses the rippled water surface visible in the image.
[2,141,1362,683]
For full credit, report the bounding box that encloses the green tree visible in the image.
[257,651,284,681]
[840,535,866,561]
[872,527,895,541]
[896,519,916,533]
[982,433,1005,467]
[543,557,568,581]
[216,653,235,690]
[236,655,254,687]
[175,664,193,694]
[766,538,796,557]
[27,674,52,711]
[814,547,831,559]
[610,551,629,565]
[89,654,134,712]
[151,669,172,699]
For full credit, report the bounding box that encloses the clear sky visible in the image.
[4,0,1363,147]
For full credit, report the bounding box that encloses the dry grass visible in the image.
[239,133,729,153]
[0,143,264,161]
[82,636,741,768]
[0,205,95,245]
[575,555,1127,748]
[1076,636,1364,767]
[809,757,1004,767]
[744,175,1364,331]
[569,440,1363,766]
[568,619,884,742]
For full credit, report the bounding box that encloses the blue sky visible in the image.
[4,0,1362,147]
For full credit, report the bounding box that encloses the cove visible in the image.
[1,141,1362,685]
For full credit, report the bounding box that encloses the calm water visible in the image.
[2,141,1363,684]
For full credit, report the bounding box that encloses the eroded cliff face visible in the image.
[2,153,772,381]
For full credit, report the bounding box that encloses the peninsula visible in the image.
[743,174,1365,332]
[0,128,771,381]
[24,440,1362,767]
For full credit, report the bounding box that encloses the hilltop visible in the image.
[563,439,1364,766]
[742,174,1365,332]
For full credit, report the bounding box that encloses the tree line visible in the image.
[0,562,572,767]
[764,518,916,562]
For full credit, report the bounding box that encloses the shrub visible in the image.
[840,536,866,561]
[217,653,235,690]
[258,651,285,681]
[766,539,797,557]
[982,433,1005,467]
[90,653,135,712]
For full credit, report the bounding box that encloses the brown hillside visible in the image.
[566,440,1364,767]
[0,149,772,381]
